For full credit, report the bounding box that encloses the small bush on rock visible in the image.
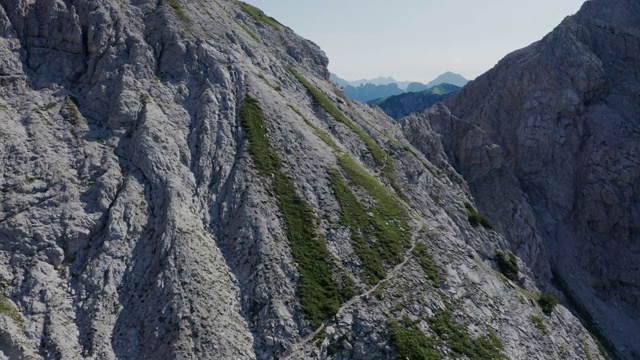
[537,293,559,315]
[495,250,519,282]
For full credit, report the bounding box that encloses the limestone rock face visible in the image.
[0,1,608,359]
[403,0,640,358]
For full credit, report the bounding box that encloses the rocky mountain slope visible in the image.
[402,0,640,358]
[0,0,609,359]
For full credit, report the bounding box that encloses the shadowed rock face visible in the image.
[0,1,612,359]
[403,0,640,357]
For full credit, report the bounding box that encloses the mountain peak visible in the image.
[425,72,468,88]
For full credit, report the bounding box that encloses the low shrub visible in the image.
[390,317,441,360]
[428,310,507,360]
[412,243,439,286]
[495,250,519,282]
[464,202,493,229]
[537,293,559,315]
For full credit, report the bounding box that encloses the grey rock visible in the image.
[403,0,640,358]
[0,0,611,359]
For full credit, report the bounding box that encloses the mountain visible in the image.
[343,83,404,102]
[334,72,467,102]
[329,73,350,88]
[0,1,613,359]
[330,73,399,88]
[402,0,640,358]
[425,71,468,88]
[406,82,430,92]
[369,84,462,120]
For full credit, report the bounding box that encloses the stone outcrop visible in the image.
[402,0,640,358]
[0,0,612,359]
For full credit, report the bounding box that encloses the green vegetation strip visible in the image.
[287,103,410,286]
[240,96,351,328]
[289,68,389,166]
[390,311,507,360]
[328,163,409,285]
[239,2,281,30]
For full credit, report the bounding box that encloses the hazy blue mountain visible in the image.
[406,82,429,92]
[369,83,462,119]
[425,71,468,88]
[332,72,467,102]
[329,73,350,88]
[343,83,404,102]
[427,83,462,95]
[330,73,399,88]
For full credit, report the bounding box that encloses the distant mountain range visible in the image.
[367,83,462,120]
[331,71,468,102]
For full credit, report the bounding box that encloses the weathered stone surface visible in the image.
[403,0,640,358]
[0,0,610,359]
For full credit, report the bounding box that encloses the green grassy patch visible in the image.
[239,2,281,30]
[412,243,439,286]
[0,295,24,328]
[428,310,507,360]
[329,155,409,285]
[464,202,493,229]
[64,97,86,126]
[495,250,519,282]
[288,102,409,286]
[240,96,350,328]
[390,317,442,360]
[168,0,190,22]
[531,315,547,333]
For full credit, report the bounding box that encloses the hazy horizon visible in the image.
[242,0,586,82]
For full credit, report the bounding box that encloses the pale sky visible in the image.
[243,0,587,82]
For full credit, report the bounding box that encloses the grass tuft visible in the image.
[0,295,24,329]
[531,315,547,333]
[236,20,260,41]
[168,0,190,23]
[412,243,439,286]
[464,202,493,229]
